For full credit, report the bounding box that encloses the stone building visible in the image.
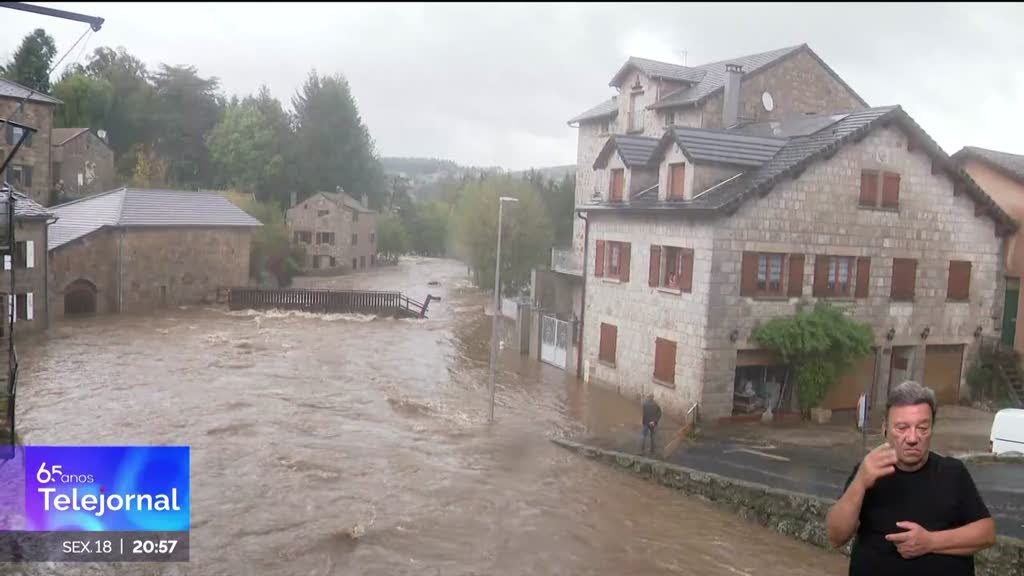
[533,44,868,374]
[952,147,1024,354]
[580,105,1014,422]
[47,187,261,320]
[50,128,116,201]
[286,191,378,273]
[0,79,60,206]
[0,186,54,335]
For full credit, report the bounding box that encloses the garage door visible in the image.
[824,354,876,411]
[924,345,964,405]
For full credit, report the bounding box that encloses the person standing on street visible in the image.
[640,393,662,456]
[825,380,996,576]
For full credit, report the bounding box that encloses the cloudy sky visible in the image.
[2,3,1022,170]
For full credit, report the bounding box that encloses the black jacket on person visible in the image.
[642,398,662,428]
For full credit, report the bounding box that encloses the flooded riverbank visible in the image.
[8,257,846,575]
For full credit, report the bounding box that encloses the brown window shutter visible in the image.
[947,260,972,300]
[670,163,686,199]
[620,243,631,282]
[860,171,878,206]
[599,323,618,365]
[654,338,677,384]
[891,258,917,300]
[594,241,605,277]
[855,257,871,298]
[741,252,758,296]
[649,246,661,287]
[680,249,694,293]
[813,255,829,297]
[787,254,804,297]
[611,169,625,202]
[882,173,900,208]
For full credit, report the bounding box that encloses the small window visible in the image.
[860,170,900,209]
[947,260,971,301]
[599,323,617,366]
[825,256,854,297]
[650,245,693,292]
[891,258,917,301]
[668,163,685,200]
[330,256,336,267]
[6,125,31,147]
[609,243,621,277]
[294,231,312,244]
[316,232,335,245]
[317,209,329,217]
[595,240,630,282]
[6,164,32,188]
[610,169,625,202]
[15,293,29,321]
[351,233,358,246]
[370,233,376,244]
[352,258,357,269]
[653,337,677,385]
[740,252,790,297]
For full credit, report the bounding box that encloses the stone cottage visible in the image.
[0,185,54,335]
[286,191,378,273]
[580,105,1015,422]
[47,187,261,320]
[50,128,116,201]
[0,79,60,207]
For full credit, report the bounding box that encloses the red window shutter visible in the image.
[813,255,829,297]
[680,249,694,293]
[891,258,917,300]
[654,338,677,384]
[947,260,972,300]
[649,246,661,287]
[611,169,625,202]
[882,173,900,208]
[787,254,804,297]
[860,171,878,206]
[740,252,758,296]
[600,323,617,365]
[855,257,871,298]
[595,240,605,277]
[619,243,631,282]
[670,163,686,199]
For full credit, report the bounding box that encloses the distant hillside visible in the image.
[381,156,575,203]
[510,164,575,181]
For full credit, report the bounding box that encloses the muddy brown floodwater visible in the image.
[8,257,846,575]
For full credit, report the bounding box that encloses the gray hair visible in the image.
[886,380,937,420]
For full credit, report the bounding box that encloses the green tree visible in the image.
[52,73,114,129]
[1,29,56,92]
[292,70,386,208]
[152,64,224,187]
[376,211,409,263]
[752,302,875,414]
[232,197,304,287]
[452,175,553,293]
[409,201,450,257]
[207,86,293,204]
[544,174,576,245]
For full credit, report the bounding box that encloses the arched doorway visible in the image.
[64,279,98,315]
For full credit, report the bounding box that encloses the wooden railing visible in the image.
[226,287,438,318]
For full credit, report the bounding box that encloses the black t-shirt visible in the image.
[842,452,991,576]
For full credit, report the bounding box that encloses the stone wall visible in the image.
[349,210,378,270]
[573,120,611,256]
[49,229,118,322]
[553,438,1024,576]
[53,131,116,198]
[287,194,352,270]
[0,99,54,206]
[0,219,49,333]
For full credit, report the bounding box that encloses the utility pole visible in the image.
[488,196,518,423]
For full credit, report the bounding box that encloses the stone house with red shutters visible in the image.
[579,105,1015,422]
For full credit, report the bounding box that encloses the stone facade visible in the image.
[286,192,378,272]
[0,98,55,206]
[583,124,1006,420]
[0,219,49,334]
[52,130,116,200]
[49,227,252,321]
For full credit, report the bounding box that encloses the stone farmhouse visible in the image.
[287,190,378,273]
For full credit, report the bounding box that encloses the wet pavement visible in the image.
[5,257,848,575]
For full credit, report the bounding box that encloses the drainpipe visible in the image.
[117,228,124,313]
[575,209,590,379]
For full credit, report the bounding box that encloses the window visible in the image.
[360,256,366,269]
[859,170,900,209]
[14,293,32,321]
[653,338,676,385]
[648,245,693,292]
[6,164,32,187]
[5,241,34,270]
[316,232,335,245]
[628,91,643,132]
[330,256,337,267]
[370,255,375,266]
[351,233,358,246]
[891,258,917,301]
[352,258,357,269]
[668,163,686,200]
[610,169,625,202]
[597,119,610,135]
[317,209,329,217]
[370,232,376,244]
[312,256,321,270]
[599,323,617,366]
[353,211,360,223]
[814,255,871,298]
[947,260,971,301]
[594,240,630,282]
[5,124,31,147]
[741,252,802,297]
[294,231,312,243]
[665,111,675,126]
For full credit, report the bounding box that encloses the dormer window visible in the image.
[610,169,625,202]
[631,74,643,90]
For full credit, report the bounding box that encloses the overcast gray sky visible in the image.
[2,3,1021,171]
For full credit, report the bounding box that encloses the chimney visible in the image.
[723,63,743,128]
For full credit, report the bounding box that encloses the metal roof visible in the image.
[661,126,788,167]
[0,78,62,105]
[49,187,262,249]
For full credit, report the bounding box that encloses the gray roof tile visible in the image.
[0,78,61,105]
[568,97,618,124]
[51,128,91,146]
[663,126,788,167]
[320,191,374,214]
[952,146,1024,184]
[49,187,262,249]
[0,185,54,219]
[609,57,705,86]
[594,134,661,169]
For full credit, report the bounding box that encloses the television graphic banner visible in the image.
[0,446,190,562]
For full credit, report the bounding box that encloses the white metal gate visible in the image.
[540,315,569,369]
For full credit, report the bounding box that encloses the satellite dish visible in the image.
[762,91,775,112]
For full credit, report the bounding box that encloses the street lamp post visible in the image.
[489,196,519,423]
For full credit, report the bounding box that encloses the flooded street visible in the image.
[11,258,845,575]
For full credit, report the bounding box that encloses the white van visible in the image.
[990,408,1024,455]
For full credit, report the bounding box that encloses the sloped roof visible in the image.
[583,106,1017,234]
[609,57,704,87]
[0,78,61,105]
[568,97,618,125]
[649,44,867,110]
[49,187,262,249]
[0,186,54,219]
[319,191,374,214]
[51,128,92,146]
[593,134,661,169]
[952,146,1024,185]
[655,126,788,167]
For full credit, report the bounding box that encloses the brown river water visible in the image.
[8,257,845,575]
